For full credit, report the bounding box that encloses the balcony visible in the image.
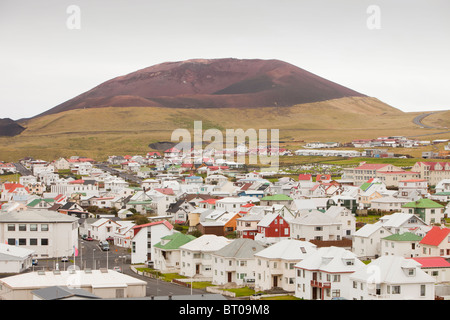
[311,280,331,289]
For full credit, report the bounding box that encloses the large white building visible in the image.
[0,210,79,259]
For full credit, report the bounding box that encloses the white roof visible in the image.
[0,243,35,261]
[255,239,317,260]
[295,246,365,273]
[290,210,337,226]
[371,196,410,204]
[0,269,146,289]
[350,255,436,284]
[375,213,426,228]
[353,223,390,238]
[179,234,231,252]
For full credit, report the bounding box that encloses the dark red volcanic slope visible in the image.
[36,58,366,117]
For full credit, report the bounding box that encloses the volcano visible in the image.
[35,58,367,117]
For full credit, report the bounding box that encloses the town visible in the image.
[1,141,450,301]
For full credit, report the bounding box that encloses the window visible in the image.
[7,238,15,245]
[392,286,401,294]
[332,290,340,297]
[30,239,38,246]
[18,239,26,246]
[353,281,357,289]
[7,224,15,231]
[30,224,38,231]
[420,285,426,297]
[19,225,26,231]
[333,275,341,282]
[41,224,49,231]
[41,239,49,246]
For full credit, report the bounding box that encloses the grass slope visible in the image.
[0,97,448,161]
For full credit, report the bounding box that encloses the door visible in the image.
[196,264,200,274]
[228,272,232,283]
[273,276,278,287]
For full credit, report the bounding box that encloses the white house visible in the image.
[153,233,197,273]
[89,218,123,241]
[349,255,436,300]
[0,243,35,273]
[295,246,365,300]
[130,220,174,264]
[254,239,317,292]
[380,232,423,258]
[352,224,393,260]
[179,235,231,279]
[212,238,265,286]
[370,196,410,213]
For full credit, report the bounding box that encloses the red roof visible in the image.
[420,226,450,246]
[132,220,173,236]
[241,203,255,208]
[410,257,450,268]
[69,179,85,184]
[298,174,312,181]
[354,163,391,170]
[155,188,175,195]
[199,199,218,204]
[399,179,428,183]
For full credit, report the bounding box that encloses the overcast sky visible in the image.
[0,0,449,120]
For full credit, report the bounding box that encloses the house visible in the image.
[254,239,317,292]
[235,212,264,240]
[0,183,30,202]
[259,194,293,206]
[342,163,420,187]
[410,257,450,284]
[211,238,265,286]
[153,233,197,273]
[412,162,450,186]
[166,199,196,223]
[0,243,35,273]
[375,212,428,235]
[0,269,147,300]
[254,212,290,244]
[357,179,388,209]
[380,232,423,258]
[113,221,135,249]
[89,218,123,241]
[26,198,55,210]
[295,246,365,300]
[179,235,232,278]
[130,220,174,264]
[290,209,343,242]
[352,224,393,259]
[0,210,79,259]
[397,179,428,200]
[435,179,450,194]
[197,211,242,237]
[419,226,450,257]
[370,196,410,213]
[401,198,445,225]
[349,255,436,300]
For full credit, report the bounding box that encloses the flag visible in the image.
[73,245,79,257]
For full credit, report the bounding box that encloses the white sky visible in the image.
[0,0,449,120]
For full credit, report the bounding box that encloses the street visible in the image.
[32,237,207,297]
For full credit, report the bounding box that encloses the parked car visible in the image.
[85,236,93,241]
[106,236,114,242]
[32,259,38,266]
[61,256,69,262]
[113,266,122,273]
[81,234,88,240]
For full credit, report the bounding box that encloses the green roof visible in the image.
[154,233,196,250]
[402,198,444,209]
[383,232,423,242]
[261,194,293,201]
[27,198,55,207]
[127,201,152,205]
[434,192,450,196]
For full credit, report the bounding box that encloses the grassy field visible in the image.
[1,96,449,162]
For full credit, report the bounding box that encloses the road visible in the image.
[95,163,143,185]
[13,162,32,176]
[412,112,436,129]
